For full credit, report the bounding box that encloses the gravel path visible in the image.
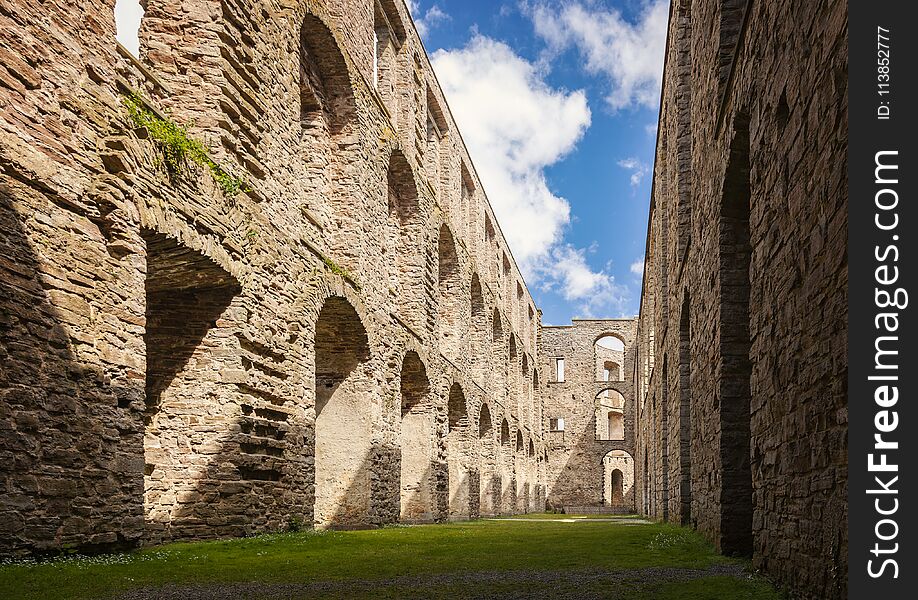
[115,563,751,600]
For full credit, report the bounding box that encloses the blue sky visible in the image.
[114,0,669,325]
[409,0,669,325]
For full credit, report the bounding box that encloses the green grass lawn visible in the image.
[0,518,782,599]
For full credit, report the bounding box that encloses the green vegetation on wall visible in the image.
[122,92,249,197]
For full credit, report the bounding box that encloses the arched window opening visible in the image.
[373,0,404,120]
[594,334,625,381]
[425,88,449,200]
[478,403,498,516]
[603,450,634,509]
[595,389,625,441]
[500,419,510,446]
[470,273,487,382]
[437,225,463,362]
[300,14,355,134]
[313,296,372,527]
[386,150,424,332]
[718,113,753,556]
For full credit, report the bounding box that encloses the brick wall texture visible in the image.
[0,0,545,555]
[634,1,847,598]
[1,1,848,598]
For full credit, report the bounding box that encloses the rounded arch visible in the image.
[446,382,470,518]
[595,389,625,441]
[447,382,468,431]
[594,334,625,382]
[469,273,487,383]
[313,295,373,527]
[386,149,425,332]
[478,403,493,438]
[437,224,463,361]
[602,450,635,510]
[500,418,511,446]
[594,332,627,349]
[516,429,524,452]
[491,308,504,342]
[399,350,434,521]
[527,438,535,457]
[299,11,356,134]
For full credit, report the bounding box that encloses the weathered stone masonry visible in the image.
[634,1,847,598]
[0,0,546,555]
[541,320,637,512]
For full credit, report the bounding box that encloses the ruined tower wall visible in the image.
[635,0,847,597]
[0,0,544,555]
[540,320,636,510]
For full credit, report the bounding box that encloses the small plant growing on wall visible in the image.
[122,92,250,197]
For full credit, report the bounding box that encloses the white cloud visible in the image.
[411,3,451,38]
[618,157,650,187]
[114,0,144,57]
[534,245,630,317]
[527,0,669,111]
[630,259,645,276]
[431,35,592,276]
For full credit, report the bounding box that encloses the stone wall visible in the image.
[634,0,847,597]
[541,320,636,511]
[0,0,545,555]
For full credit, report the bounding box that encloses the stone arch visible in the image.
[141,230,242,539]
[399,351,434,522]
[515,429,524,453]
[500,418,511,446]
[469,273,487,383]
[595,389,625,441]
[507,334,518,406]
[299,12,355,134]
[386,149,425,333]
[437,224,463,362]
[602,450,635,510]
[490,309,506,399]
[718,112,753,556]
[478,403,498,515]
[594,334,625,381]
[446,382,470,518]
[313,295,373,527]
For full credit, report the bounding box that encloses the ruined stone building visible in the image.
[634,0,848,598]
[1,1,849,598]
[0,0,547,554]
[541,320,637,513]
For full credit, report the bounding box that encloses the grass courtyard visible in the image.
[0,516,782,599]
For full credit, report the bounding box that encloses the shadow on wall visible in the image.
[0,182,145,555]
[546,411,635,512]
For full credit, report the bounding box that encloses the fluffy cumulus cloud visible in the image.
[534,245,631,317]
[527,0,669,111]
[617,157,650,187]
[431,35,591,274]
[408,2,451,38]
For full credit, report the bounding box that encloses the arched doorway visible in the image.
[313,296,372,527]
[602,450,635,511]
[446,383,470,518]
[399,351,434,522]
